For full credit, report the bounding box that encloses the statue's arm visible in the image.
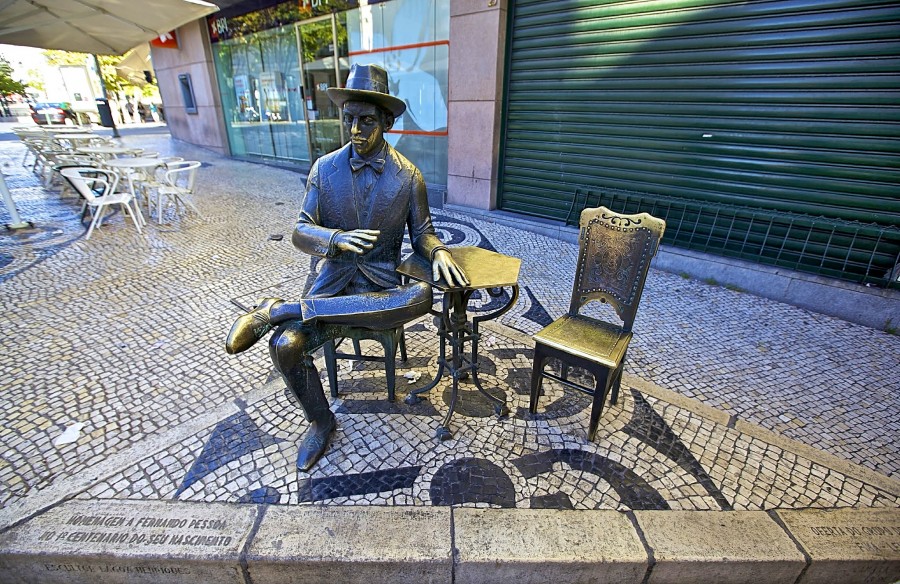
[407,169,469,286]
[407,168,446,260]
[292,162,343,258]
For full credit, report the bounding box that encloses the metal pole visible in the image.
[296,23,315,162]
[1,173,31,230]
[331,12,345,146]
[92,54,120,138]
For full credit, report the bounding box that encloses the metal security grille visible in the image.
[499,0,900,285]
[568,187,900,287]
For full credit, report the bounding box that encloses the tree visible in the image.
[24,69,45,96]
[0,55,27,96]
[41,49,88,68]
[0,55,27,117]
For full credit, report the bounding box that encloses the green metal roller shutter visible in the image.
[499,0,900,286]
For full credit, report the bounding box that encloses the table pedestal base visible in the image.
[405,286,517,441]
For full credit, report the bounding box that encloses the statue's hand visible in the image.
[334,229,380,254]
[432,249,469,287]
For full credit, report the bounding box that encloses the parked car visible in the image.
[30,102,78,125]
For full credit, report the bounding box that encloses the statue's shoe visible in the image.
[225,298,279,354]
[297,414,337,471]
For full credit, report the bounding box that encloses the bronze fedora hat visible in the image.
[327,63,407,117]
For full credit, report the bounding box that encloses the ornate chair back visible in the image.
[164,161,201,192]
[569,206,666,332]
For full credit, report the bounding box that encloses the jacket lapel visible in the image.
[326,144,360,229]
[367,145,404,229]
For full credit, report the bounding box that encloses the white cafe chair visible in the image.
[155,161,203,224]
[50,154,98,195]
[139,157,185,215]
[60,168,144,239]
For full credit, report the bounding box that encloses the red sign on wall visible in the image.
[150,31,179,49]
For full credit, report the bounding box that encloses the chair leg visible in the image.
[323,340,338,398]
[398,327,407,362]
[529,344,549,414]
[588,366,612,441]
[121,203,142,234]
[85,205,104,239]
[180,194,203,218]
[384,348,397,403]
[323,328,404,403]
[129,198,145,228]
[609,349,627,405]
[610,363,624,405]
[377,330,401,402]
[157,191,166,224]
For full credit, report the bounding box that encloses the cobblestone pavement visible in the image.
[1,124,897,519]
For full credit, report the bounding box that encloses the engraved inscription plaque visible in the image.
[776,508,900,584]
[0,499,259,584]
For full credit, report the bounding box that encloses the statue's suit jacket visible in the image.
[293,142,446,297]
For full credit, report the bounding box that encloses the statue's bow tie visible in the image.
[349,157,385,173]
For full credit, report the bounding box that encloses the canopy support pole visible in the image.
[1,173,31,230]
[93,54,121,138]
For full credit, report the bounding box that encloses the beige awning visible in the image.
[0,0,219,56]
[116,43,152,86]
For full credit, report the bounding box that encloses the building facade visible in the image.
[153,0,899,292]
[154,0,451,190]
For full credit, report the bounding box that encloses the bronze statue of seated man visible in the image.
[226,64,468,470]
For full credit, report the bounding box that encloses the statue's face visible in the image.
[343,101,389,158]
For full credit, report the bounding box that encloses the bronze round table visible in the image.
[397,246,521,441]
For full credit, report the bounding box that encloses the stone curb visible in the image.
[0,500,898,584]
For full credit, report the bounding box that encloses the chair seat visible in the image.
[325,325,406,402]
[157,185,187,195]
[96,192,135,206]
[533,314,632,368]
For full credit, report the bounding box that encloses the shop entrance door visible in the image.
[296,13,350,162]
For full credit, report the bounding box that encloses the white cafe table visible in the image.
[104,157,163,222]
[53,133,97,149]
[50,126,92,134]
[15,129,49,137]
[78,145,138,160]
[104,156,162,171]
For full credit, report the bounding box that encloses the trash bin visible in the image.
[95,98,115,128]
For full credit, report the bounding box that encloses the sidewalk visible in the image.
[0,124,898,582]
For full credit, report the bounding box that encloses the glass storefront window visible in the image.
[297,15,350,161]
[210,0,450,187]
[213,24,309,165]
[346,0,450,185]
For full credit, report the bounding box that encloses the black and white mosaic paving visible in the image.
[1,126,898,519]
[84,320,900,510]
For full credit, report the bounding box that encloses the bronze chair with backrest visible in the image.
[323,326,407,402]
[529,205,665,441]
[300,255,410,403]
